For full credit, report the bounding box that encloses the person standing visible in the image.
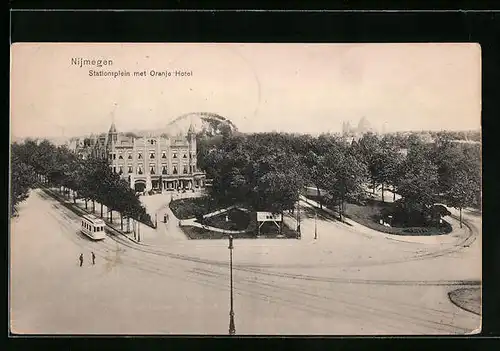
[91,251,96,265]
[79,253,84,267]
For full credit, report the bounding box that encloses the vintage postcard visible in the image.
[9,43,481,335]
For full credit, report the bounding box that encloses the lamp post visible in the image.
[314,208,318,240]
[296,199,301,239]
[228,235,236,335]
[137,221,141,242]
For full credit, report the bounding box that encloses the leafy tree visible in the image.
[376,135,405,202]
[10,153,35,216]
[441,142,481,226]
[323,143,369,220]
[445,168,477,228]
[356,132,382,194]
[396,140,439,223]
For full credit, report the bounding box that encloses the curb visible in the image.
[40,187,152,247]
[448,287,481,316]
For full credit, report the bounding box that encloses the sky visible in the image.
[10,43,481,139]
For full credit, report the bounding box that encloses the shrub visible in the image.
[345,200,453,236]
[169,197,213,219]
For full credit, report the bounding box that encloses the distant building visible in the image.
[357,116,373,135]
[341,117,376,142]
[69,122,206,192]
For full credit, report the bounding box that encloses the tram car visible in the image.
[81,214,106,240]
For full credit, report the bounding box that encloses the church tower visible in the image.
[106,120,118,155]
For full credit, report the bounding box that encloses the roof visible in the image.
[82,214,105,224]
[109,122,117,134]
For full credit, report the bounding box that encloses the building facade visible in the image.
[70,122,206,192]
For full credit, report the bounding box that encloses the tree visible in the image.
[10,154,35,216]
[376,135,405,202]
[396,140,439,224]
[252,154,304,214]
[323,143,369,221]
[445,168,477,228]
[302,135,337,209]
[357,132,381,194]
[443,143,481,227]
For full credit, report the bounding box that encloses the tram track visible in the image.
[40,188,480,286]
[37,189,480,333]
[106,217,479,286]
[47,206,469,334]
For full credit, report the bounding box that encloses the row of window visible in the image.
[111,165,195,175]
[82,221,104,233]
[109,151,194,160]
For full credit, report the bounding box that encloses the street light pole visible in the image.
[314,208,318,240]
[137,221,141,242]
[296,199,301,239]
[228,235,236,335]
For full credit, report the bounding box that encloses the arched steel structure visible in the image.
[165,112,239,133]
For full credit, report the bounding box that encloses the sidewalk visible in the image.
[43,186,188,246]
[298,196,470,245]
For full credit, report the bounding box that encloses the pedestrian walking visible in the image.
[79,253,84,267]
[91,251,96,265]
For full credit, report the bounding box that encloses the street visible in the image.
[10,189,481,335]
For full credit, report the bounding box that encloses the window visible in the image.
[150,164,156,175]
[161,165,168,175]
[161,151,167,159]
[113,153,116,160]
[118,153,123,159]
[173,152,177,159]
[118,166,123,174]
[173,166,178,174]
[113,166,116,173]
[149,151,155,159]
[109,153,113,160]
[128,165,133,173]
[138,152,143,159]
[127,152,132,159]
[183,154,187,158]
[183,165,188,174]
[138,165,143,174]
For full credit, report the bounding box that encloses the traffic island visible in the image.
[448,287,481,315]
[173,198,299,240]
[179,221,298,240]
[344,200,453,236]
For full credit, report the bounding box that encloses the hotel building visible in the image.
[69,122,206,192]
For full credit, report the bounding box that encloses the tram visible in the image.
[81,214,106,240]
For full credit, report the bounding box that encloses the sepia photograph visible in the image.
[9,43,481,335]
